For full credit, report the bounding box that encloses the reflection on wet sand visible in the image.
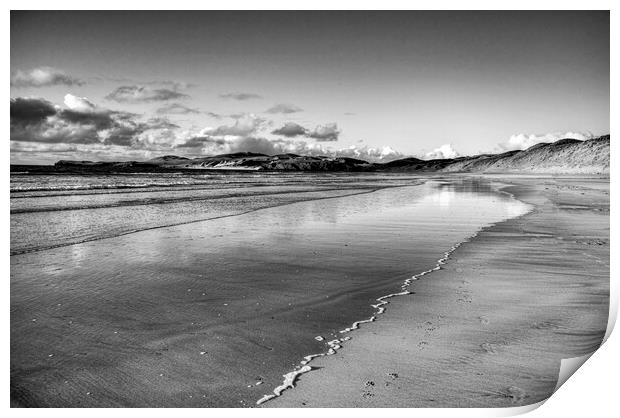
[11,177,530,407]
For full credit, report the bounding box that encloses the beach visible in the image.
[10,174,609,407]
[265,176,609,407]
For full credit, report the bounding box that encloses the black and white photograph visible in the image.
[7,5,614,411]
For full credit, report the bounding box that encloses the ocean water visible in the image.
[10,173,531,407]
[10,173,420,255]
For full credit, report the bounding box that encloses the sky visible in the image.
[10,11,610,164]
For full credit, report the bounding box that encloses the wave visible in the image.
[10,187,364,214]
[10,188,384,256]
[10,181,222,193]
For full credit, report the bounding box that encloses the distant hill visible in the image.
[53,153,373,172]
[385,135,609,174]
[45,135,609,174]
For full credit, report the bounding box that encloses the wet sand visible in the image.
[265,176,609,408]
[11,178,530,407]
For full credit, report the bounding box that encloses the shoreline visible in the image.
[255,180,535,406]
[262,176,609,408]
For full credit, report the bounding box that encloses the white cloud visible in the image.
[336,145,403,162]
[64,94,97,112]
[426,144,460,159]
[505,131,592,150]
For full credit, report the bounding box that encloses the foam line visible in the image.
[255,182,534,406]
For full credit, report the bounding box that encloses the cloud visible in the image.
[337,145,404,162]
[307,123,340,141]
[503,131,592,150]
[10,96,176,147]
[145,117,180,130]
[10,97,58,127]
[426,144,460,159]
[271,121,342,141]
[219,92,263,101]
[11,96,401,163]
[265,103,303,114]
[271,122,308,137]
[175,135,311,156]
[156,103,201,115]
[64,94,97,112]
[106,85,189,103]
[148,80,194,90]
[174,133,404,163]
[202,114,267,137]
[11,67,84,88]
[10,141,79,153]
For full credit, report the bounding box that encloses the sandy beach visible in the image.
[264,176,609,408]
[10,175,609,408]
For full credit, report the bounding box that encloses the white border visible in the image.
[4,2,617,417]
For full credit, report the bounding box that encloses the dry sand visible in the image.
[264,176,609,408]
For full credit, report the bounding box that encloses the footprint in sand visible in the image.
[456,286,472,303]
[457,296,472,303]
[362,380,376,399]
[505,386,528,403]
[385,372,399,386]
[478,316,490,325]
[480,342,497,354]
[423,321,437,333]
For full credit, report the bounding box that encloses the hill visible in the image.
[47,135,609,174]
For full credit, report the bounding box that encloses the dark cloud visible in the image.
[265,103,303,114]
[106,85,189,103]
[10,97,57,126]
[156,103,201,115]
[271,121,342,141]
[307,123,340,141]
[11,67,84,88]
[176,136,225,149]
[10,96,174,146]
[271,122,308,137]
[59,109,120,130]
[219,92,263,101]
